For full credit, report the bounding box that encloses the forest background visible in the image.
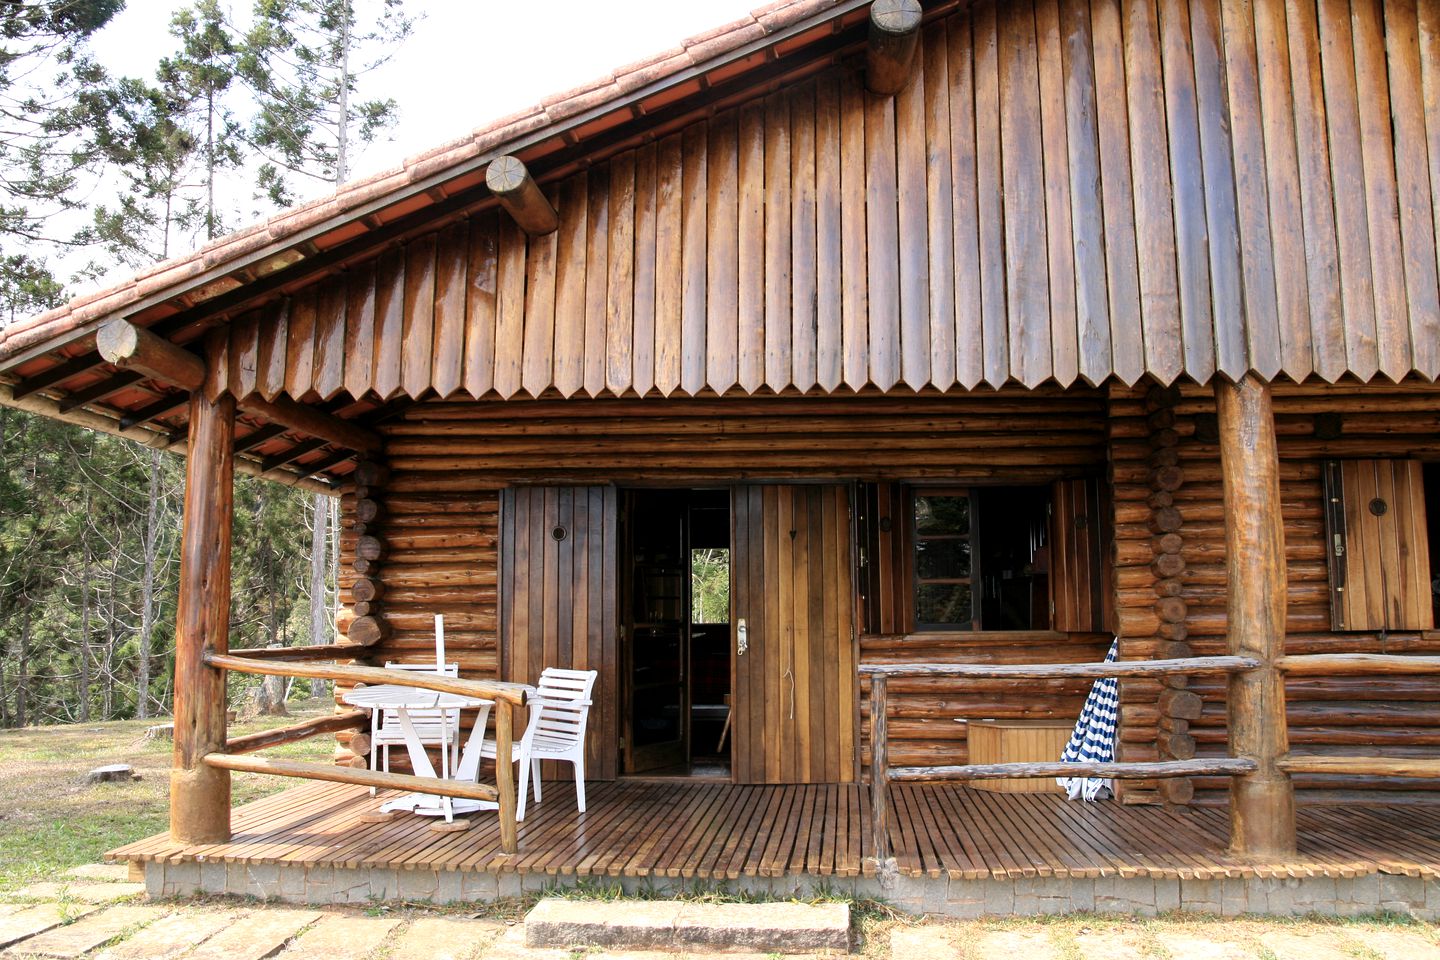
[0,0,420,726]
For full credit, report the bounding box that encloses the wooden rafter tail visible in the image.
[223,710,369,755]
[865,0,923,96]
[486,155,559,236]
[202,753,500,803]
[241,393,383,454]
[96,319,207,391]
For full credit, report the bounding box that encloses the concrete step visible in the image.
[523,899,851,954]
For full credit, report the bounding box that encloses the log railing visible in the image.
[861,655,1260,864]
[205,649,530,854]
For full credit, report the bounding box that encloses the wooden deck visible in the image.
[111,780,1440,882]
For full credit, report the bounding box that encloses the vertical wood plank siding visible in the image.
[224,0,1440,404]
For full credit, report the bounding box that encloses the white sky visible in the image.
[92,0,760,188]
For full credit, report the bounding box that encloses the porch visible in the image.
[112,779,1440,915]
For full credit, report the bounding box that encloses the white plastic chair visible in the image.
[482,667,597,820]
[368,615,461,789]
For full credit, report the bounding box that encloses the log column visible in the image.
[171,389,236,844]
[1147,386,1195,806]
[1215,375,1295,859]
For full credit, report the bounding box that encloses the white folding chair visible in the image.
[368,615,460,790]
[482,667,597,821]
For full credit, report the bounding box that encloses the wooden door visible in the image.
[731,484,858,784]
[499,486,619,780]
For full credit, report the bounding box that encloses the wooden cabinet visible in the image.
[966,720,1072,794]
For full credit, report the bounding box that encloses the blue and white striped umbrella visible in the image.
[1056,637,1120,801]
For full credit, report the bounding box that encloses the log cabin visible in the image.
[2,0,1439,917]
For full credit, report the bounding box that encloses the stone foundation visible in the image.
[139,860,1440,921]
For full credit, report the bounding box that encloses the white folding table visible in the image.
[342,683,499,822]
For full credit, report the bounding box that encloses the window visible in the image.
[910,486,1054,631]
[1324,459,1436,632]
[912,491,974,629]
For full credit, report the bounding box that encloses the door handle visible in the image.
[737,618,748,656]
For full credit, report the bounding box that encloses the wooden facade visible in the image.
[2,0,1440,891]
[203,0,1440,410]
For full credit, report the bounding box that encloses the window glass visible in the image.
[691,547,730,624]
[913,492,974,629]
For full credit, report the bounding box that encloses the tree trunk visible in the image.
[16,597,31,727]
[308,491,330,699]
[78,505,92,723]
[102,547,121,719]
[137,448,162,720]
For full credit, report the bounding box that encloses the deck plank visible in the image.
[109,780,1440,884]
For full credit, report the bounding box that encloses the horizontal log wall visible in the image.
[334,487,500,768]
[1118,380,1440,806]
[215,0,1440,407]
[376,389,1108,484]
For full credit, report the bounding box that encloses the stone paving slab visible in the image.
[889,927,961,959]
[0,906,97,951]
[487,926,836,960]
[4,905,163,959]
[185,909,322,960]
[524,899,851,953]
[95,910,238,960]
[967,930,1063,960]
[1351,927,1440,960]
[674,903,851,953]
[62,865,129,883]
[389,917,500,960]
[11,883,145,905]
[280,914,402,959]
[1152,932,1254,960]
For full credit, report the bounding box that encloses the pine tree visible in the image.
[239,0,416,200]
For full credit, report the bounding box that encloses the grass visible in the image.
[0,700,335,893]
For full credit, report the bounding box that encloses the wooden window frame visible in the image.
[907,486,979,631]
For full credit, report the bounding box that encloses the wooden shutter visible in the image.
[1324,460,1433,632]
[731,484,859,784]
[499,486,619,779]
[1050,477,1114,633]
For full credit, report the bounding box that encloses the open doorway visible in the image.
[620,488,731,778]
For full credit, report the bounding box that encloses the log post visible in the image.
[865,0,924,95]
[870,674,890,863]
[486,156,559,236]
[495,698,518,854]
[171,389,235,844]
[1215,375,1295,859]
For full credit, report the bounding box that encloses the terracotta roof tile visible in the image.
[0,0,852,364]
[683,14,761,47]
[540,72,618,109]
[686,22,769,63]
[616,51,696,94]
